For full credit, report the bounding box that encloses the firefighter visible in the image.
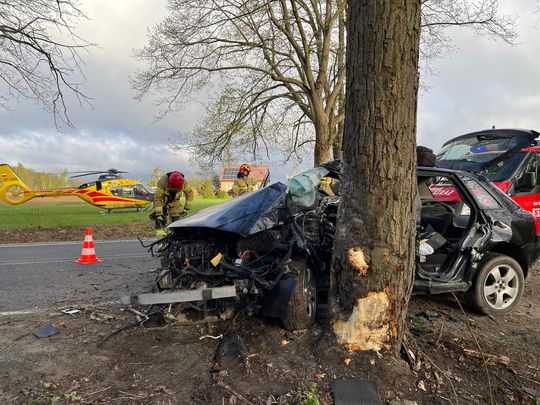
[152,171,194,237]
[231,164,254,197]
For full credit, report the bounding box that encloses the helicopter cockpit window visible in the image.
[109,184,153,198]
[133,185,152,196]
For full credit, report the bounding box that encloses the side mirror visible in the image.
[520,172,537,190]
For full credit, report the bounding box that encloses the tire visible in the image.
[281,259,317,331]
[467,254,524,316]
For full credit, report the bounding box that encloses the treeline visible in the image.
[12,163,81,189]
[186,176,228,198]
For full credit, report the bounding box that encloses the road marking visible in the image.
[0,309,43,316]
[0,253,151,266]
[0,300,121,317]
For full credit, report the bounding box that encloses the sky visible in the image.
[0,0,539,183]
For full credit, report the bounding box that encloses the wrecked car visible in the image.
[415,167,538,315]
[123,161,539,330]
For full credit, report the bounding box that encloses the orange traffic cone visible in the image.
[76,228,101,264]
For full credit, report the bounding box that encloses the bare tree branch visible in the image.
[0,0,92,128]
[135,0,517,166]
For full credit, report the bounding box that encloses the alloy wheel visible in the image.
[483,264,520,310]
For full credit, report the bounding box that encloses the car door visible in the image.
[507,152,540,233]
[415,169,487,293]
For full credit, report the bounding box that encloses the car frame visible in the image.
[124,161,539,328]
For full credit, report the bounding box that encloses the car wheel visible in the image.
[467,254,524,316]
[281,259,317,331]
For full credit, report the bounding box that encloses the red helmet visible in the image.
[168,171,184,190]
[239,164,251,175]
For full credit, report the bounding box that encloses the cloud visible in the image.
[0,130,191,177]
[0,0,538,180]
[418,0,540,150]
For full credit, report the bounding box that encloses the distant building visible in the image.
[219,164,270,192]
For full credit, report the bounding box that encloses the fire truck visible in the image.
[432,128,540,234]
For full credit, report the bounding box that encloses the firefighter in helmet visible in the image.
[232,164,254,197]
[152,171,194,237]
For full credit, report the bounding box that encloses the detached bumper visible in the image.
[120,285,237,306]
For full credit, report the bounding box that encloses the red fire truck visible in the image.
[433,128,540,234]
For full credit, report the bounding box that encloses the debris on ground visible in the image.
[33,324,59,338]
[331,379,381,405]
[60,307,82,316]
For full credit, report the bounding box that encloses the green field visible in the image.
[0,198,226,229]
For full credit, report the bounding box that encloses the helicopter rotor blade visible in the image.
[69,169,129,178]
[70,172,105,178]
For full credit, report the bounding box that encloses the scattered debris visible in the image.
[60,307,82,316]
[214,334,247,370]
[331,379,381,405]
[90,311,115,323]
[417,380,427,392]
[343,358,352,366]
[416,310,441,321]
[463,348,510,366]
[33,324,59,338]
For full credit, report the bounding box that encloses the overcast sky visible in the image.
[0,0,538,182]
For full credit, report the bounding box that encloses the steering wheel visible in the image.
[422,200,455,214]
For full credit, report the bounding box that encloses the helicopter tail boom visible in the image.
[0,164,35,205]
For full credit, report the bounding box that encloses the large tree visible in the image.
[134,0,515,166]
[330,0,420,353]
[0,0,90,127]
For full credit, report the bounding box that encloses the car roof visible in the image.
[441,128,539,147]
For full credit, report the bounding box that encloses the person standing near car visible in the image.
[232,164,254,197]
[152,171,194,237]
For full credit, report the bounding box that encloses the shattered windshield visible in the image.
[287,166,330,211]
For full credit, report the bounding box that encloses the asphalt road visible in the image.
[0,240,159,313]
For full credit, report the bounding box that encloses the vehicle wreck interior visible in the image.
[416,174,475,279]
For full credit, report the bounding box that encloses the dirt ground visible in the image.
[1,225,539,404]
[0,222,155,244]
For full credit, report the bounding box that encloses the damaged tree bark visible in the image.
[329,1,421,354]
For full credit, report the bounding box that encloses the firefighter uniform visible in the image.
[153,172,194,236]
[231,164,254,197]
[232,176,253,197]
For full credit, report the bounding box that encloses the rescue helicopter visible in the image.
[0,164,154,213]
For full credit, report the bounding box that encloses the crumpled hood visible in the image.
[168,182,288,237]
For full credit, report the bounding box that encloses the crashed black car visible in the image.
[124,161,539,329]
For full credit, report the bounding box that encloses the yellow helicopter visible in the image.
[0,164,154,212]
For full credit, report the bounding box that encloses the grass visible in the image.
[0,197,226,229]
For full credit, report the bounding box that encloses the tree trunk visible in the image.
[330,1,421,354]
[333,119,344,159]
[313,114,333,165]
